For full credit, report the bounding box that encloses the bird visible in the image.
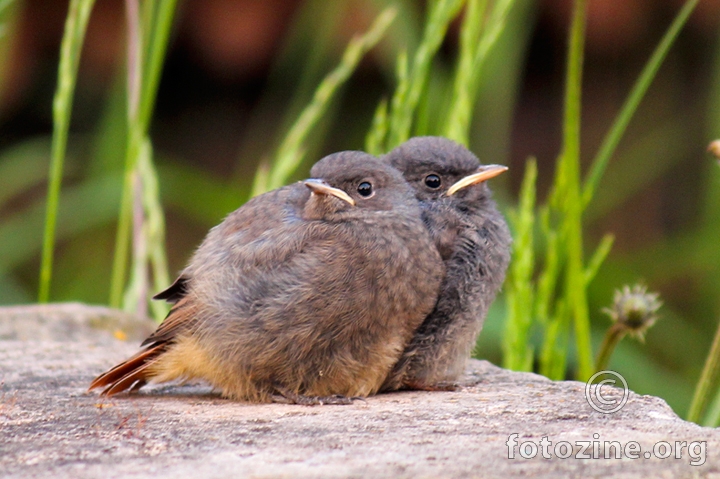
[90,151,445,404]
[380,136,511,391]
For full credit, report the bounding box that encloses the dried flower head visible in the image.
[708,140,720,166]
[603,284,662,342]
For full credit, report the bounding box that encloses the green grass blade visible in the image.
[551,0,593,380]
[584,234,614,286]
[121,139,169,321]
[386,0,465,148]
[138,0,177,131]
[255,6,397,195]
[581,0,699,206]
[365,98,390,156]
[138,141,170,320]
[446,0,518,146]
[701,386,720,427]
[535,208,559,327]
[688,316,720,423]
[536,210,560,377]
[560,0,584,168]
[39,0,96,303]
[368,49,408,155]
[110,0,177,308]
[109,139,140,308]
[503,158,537,371]
[444,0,486,145]
[541,299,570,380]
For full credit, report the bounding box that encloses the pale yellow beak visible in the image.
[446,164,508,196]
[304,179,356,206]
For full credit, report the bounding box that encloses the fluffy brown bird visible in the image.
[381,136,511,391]
[90,151,444,404]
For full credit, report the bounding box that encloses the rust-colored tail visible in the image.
[88,344,166,396]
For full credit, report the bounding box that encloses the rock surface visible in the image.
[1,303,718,478]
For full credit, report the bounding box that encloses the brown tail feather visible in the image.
[89,344,166,396]
[102,363,154,396]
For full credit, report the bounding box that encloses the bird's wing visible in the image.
[152,186,303,305]
[152,275,189,303]
[141,294,200,346]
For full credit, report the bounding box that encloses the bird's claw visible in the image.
[271,386,359,406]
[404,380,459,392]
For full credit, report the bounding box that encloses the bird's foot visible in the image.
[271,386,360,406]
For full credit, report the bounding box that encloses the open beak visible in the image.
[304,179,355,206]
[446,164,508,196]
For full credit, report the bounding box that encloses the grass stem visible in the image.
[595,323,625,372]
[688,316,720,423]
[39,0,96,303]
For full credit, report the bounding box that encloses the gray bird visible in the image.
[90,151,444,404]
[381,136,511,391]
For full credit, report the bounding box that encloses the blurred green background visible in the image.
[1,0,719,419]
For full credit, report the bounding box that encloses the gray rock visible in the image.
[0,303,155,342]
[1,303,718,478]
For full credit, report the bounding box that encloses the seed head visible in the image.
[603,284,662,342]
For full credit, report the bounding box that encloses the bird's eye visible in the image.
[424,174,441,189]
[357,181,373,198]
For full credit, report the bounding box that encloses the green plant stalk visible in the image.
[110,0,177,308]
[249,158,272,199]
[535,228,559,321]
[110,131,140,308]
[584,234,614,285]
[386,0,464,149]
[582,0,700,206]
[446,0,517,146]
[122,167,147,317]
[256,6,397,195]
[701,386,720,427]
[537,214,561,378]
[444,0,486,145]
[696,14,720,427]
[470,0,515,74]
[39,0,96,303]
[687,316,720,423]
[541,299,570,380]
[121,139,170,321]
[366,49,408,155]
[537,0,695,379]
[110,0,144,308]
[503,158,536,371]
[595,323,625,372]
[408,65,445,137]
[140,141,170,321]
[138,0,177,131]
[365,98,389,156]
[559,0,593,380]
